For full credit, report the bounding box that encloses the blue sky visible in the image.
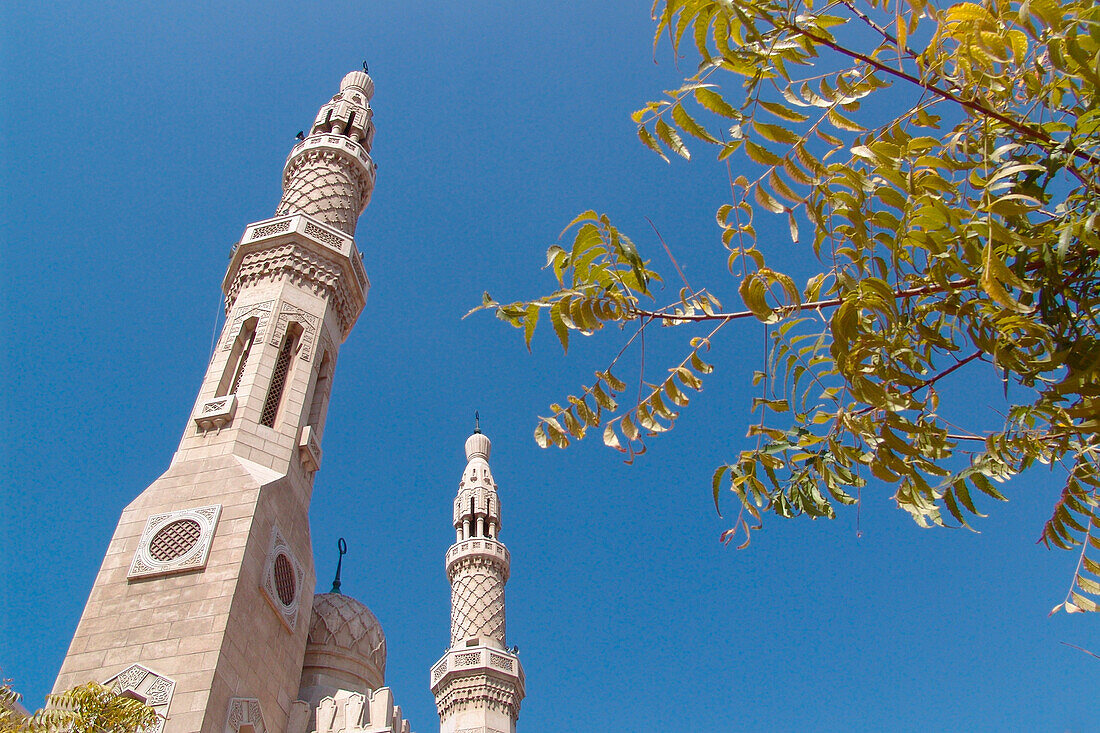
[1,1,1096,730]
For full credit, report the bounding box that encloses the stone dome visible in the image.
[340,70,375,100]
[303,592,386,690]
[465,432,491,461]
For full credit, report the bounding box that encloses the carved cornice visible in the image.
[224,215,368,339]
[432,671,523,721]
[446,544,510,584]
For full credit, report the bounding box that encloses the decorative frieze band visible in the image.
[224,242,361,338]
[432,673,522,721]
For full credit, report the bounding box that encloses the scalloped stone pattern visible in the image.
[308,592,387,673]
[279,150,366,235]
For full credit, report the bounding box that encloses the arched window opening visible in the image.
[260,323,302,428]
[470,497,477,536]
[216,317,257,397]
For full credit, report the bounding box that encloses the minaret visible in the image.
[54,70,377,733]
[430,426,525,733]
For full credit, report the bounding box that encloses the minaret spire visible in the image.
[430,429,525,733]
[277,70,378,235]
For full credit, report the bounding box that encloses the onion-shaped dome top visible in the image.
[340,70,375,100]
[307,592,386,680]
[465,431,491,461]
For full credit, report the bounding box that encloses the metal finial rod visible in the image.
[362,60,369,73]
[475,411,481,434]
[331,537,347,594]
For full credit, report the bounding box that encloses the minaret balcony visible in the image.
[429,644,525,695]
[286,133,375,190]
[446,537,510,565]
[193,394,237,431]
[224,212,370,337]
[232,212,369,289]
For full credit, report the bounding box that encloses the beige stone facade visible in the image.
[54,68,524,733]
[430,432,524,733]
[53,71,416,733]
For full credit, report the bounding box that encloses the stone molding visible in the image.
[224,214,367,339]
[104,663,175,733]
[225,697,266,733]
[431,671,522,722]
[270,302,320,362]
[128,505,221,580]
[221,300,275,351]
[446,542,510,584]
[260,524,305,631]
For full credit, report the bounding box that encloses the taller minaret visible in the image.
[430,428,525,733]
[54,70,377,733]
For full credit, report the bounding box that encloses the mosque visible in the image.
[51,69,524,733]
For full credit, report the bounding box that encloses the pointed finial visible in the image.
[475,411,481,434]
[331,537,347,594]
[362,60,369,73]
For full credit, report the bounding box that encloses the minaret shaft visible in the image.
[431,432,525,733]
[54,71,377,733]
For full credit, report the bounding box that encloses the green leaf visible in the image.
[656,118,691,159]
[695,87,738,117]
[523,303,540,349]
[550,302,570,352]
[758,100,809,123]
[638,125,670,162]
[745,140,784,166]
[672,103,719,143]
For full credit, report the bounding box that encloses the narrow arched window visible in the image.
[260,323,302,428]
[216,318,257,397]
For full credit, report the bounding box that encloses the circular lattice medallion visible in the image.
[149,519,202,562]
[261,525,304,630]
[273,553,296,606]
[128,505,222,580]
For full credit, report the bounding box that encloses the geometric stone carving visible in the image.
[270,302,320,362]
[103,663,175,733]
[430,650,524,726]
[448,549,508,647]
[307,593,387,678]
[261,525,304,631]
[221,300,274,349]
[194,394,237,432]
[128,505,221,580]
[225,698,266,733]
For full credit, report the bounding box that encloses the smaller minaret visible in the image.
[430,424,525,733]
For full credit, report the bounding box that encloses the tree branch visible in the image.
[787,23,1100,178]
[630,277,977,322]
